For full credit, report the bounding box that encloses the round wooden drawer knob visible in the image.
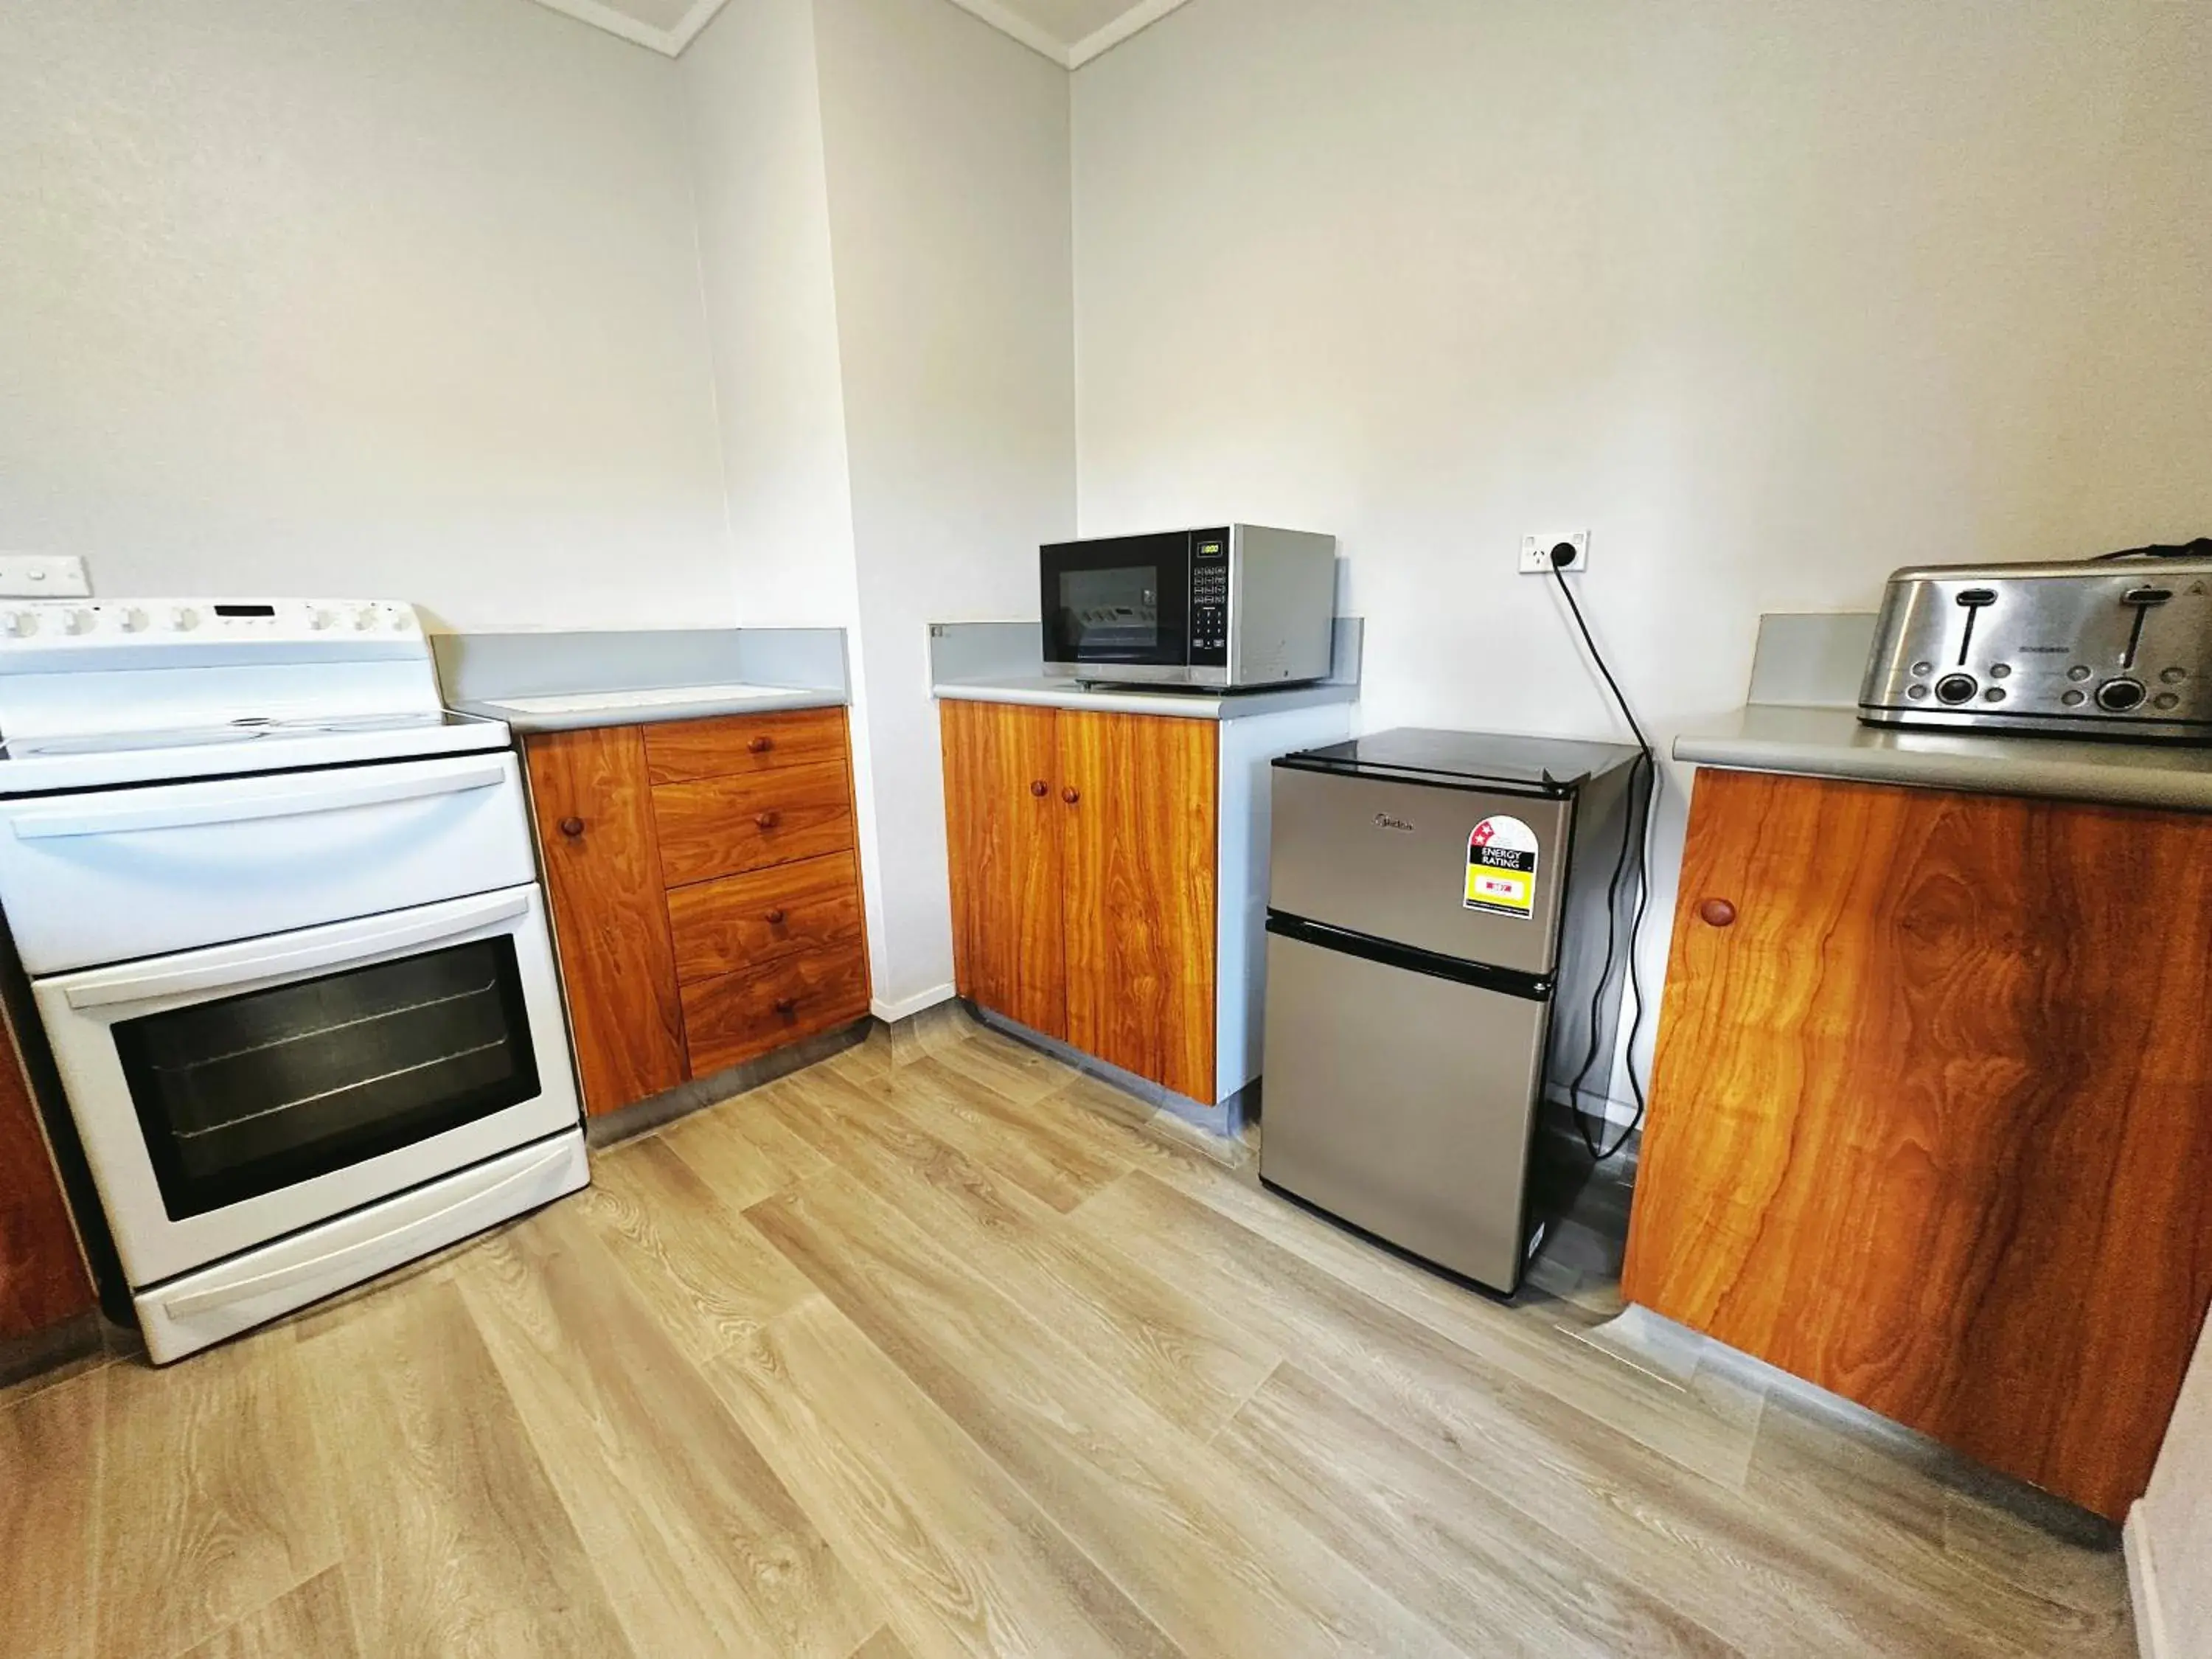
[1030,779,1048,798]
[773,997,798,1018]
[756,811,782,831]
[557,816,585,838]
[1062,787,1080,805]
[748,737,774,754]
[1700,898,1738,929]
[765,908,787,925]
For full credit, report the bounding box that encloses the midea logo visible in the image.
[1374,812,1416,833]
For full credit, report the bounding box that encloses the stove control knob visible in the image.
[60,608,95,636]
[307,608,335,631]
[350,608,377,631]
[388,611,414,632]
[170,607,200,631]
[0,611,31,638]
[117,607,149,633]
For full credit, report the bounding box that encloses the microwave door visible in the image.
[1042,532,1192,674]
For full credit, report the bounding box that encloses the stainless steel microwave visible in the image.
[1040,525,1338,689]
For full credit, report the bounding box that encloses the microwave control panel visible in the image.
[1190,528,1231,667]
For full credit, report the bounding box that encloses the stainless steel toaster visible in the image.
[1860,554,2212,742]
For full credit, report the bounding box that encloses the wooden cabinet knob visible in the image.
[1030,779,1049,798]
[1700,898,1738,929]
[557,816,585,838]
[1062,787,1080,805]
[765,908,787,926]
[756,810,781,831]
[773,997,798,1018]
[748,736,773,754]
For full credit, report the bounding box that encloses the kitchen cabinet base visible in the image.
[583,1014,876,1150]
[967,1001,1253,1141]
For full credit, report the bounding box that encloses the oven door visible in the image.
[35,883,581,1287]
[1041,532,1193,678]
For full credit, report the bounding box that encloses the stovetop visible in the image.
[0,599,512,795]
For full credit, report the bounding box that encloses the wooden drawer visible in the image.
[682,945,871,1077]
[666,849,863,986]
[653,760,855,888]
[644,706,849,786]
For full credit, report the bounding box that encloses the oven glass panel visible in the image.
[1042,532,1192,668]
[114,938,541,1220]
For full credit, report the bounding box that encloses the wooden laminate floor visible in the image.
[2,1005,2135,1658]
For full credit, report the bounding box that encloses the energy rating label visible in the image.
[1465,815,1539,919]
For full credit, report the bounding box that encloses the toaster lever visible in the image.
[1952,588,1999,666]
[2120,586,2174,669]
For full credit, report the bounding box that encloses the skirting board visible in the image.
[2126,1505,2171,1659]
[968,1001,1252,1139]
[874,982,958,1024]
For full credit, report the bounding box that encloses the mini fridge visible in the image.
[1258,728,1648,1295]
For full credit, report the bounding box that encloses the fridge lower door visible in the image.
[1259,928,1551,1293]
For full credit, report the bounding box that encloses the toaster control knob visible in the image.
[1934,673,1979,706]
[2062,689,2088,707]
[2096,678,2147,712]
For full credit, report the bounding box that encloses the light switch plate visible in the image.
[1520,532,1590,575]
[0,554,90,598]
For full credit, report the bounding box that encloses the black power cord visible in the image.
[1545,542,1655,1162]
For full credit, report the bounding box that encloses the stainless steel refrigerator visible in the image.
[1259,728,1648,1295]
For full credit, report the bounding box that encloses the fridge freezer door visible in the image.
[1267,767,1573,975]
[1258,929,1551,1293]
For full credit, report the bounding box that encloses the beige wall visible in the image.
[0,0,732,630]
[2136,1317,2212,1658]
[1071,0,2212,1108]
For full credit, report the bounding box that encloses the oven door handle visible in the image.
[10,761,510,841]
[62,891,531,1012]
[159,1138,574,1320]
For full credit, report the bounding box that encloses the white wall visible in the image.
[2135,1316,2212,1658]
[681,0,861,630]
[813,0,1077,1013]
[1073,0,2212,1099]
[0,0,732,630]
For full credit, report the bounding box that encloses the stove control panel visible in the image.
[0,599,421,651]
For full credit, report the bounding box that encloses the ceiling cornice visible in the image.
[523,0,1192,68]
[526,0,734,57]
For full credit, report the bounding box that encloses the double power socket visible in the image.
[1518,532,1591,576]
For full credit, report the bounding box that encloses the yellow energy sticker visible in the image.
[1466,815,1540,919]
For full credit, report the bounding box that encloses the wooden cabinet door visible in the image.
[0,1001,91,1340]
[1622,769,2212,1520]
[1057,711,1217,1104]
[939,700,1065,1040]
[524,727,687,1117]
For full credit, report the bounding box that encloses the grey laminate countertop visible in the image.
[1677,703,2212,813]
[432,627,849,734]
[451,685,846,735]
[932,675,1359,721]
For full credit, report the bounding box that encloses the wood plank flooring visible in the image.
[1,1004,2135,1658]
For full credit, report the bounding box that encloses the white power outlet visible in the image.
[1519,532,1590,576]
[0,554,90,599]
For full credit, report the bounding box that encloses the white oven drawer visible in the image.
[0,753,535,974]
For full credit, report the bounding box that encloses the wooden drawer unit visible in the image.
[526,706,871,1118]
[645,706,851,785]
[681,945,872,1077]
[667,850,865,984]
[654,761,855,888]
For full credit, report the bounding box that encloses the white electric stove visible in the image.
[0,598,586,1362]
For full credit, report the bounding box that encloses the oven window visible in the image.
[114,938,542,1220]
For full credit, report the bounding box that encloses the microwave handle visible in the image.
[62,891,530,1012]
[10,761,510,842]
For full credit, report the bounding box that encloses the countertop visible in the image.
[431,627,849,735]
[451,684,845,734]
[1676,703,2212,813]
[932,675,1359,721]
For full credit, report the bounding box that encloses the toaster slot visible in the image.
[2121,586,2172,670]
[1952,588,1998,666]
